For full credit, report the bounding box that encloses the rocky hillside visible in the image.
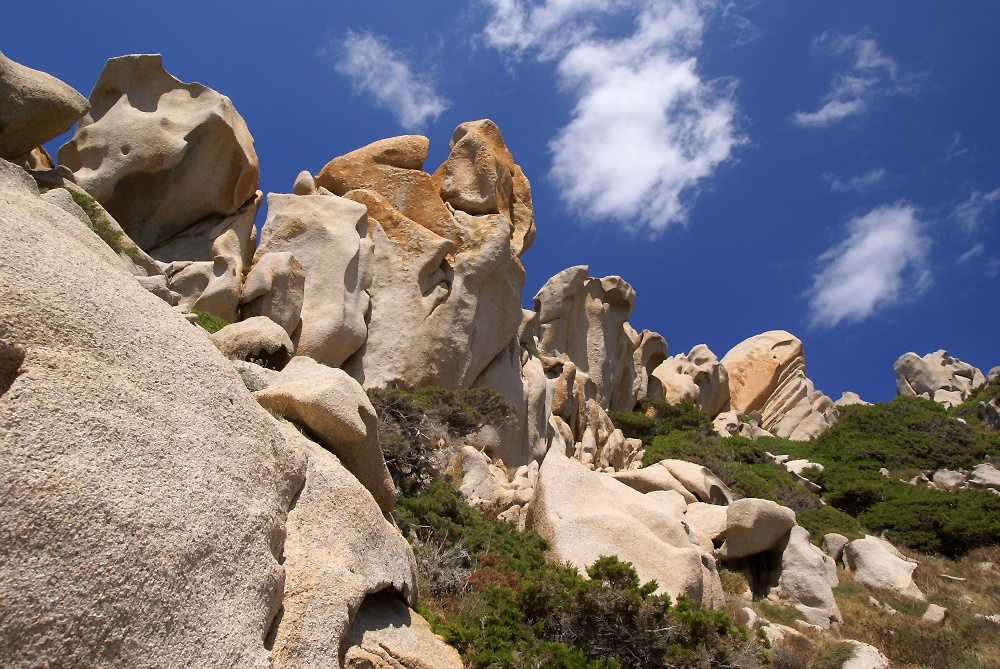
[2,51,999,668]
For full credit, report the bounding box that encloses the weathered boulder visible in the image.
[969,463,1000,492]
[659,459,734,505]
[651,344,730,416]
[628,327,669,403]
[1,158,301,667]
[608,463,698,503]
[431,118,535,255]
[0,51,89,160]
[844,536,925,600]
[58,54,259,251]
[840,641,890,669]
[208,316,294,369]
[684,503,729,542]
[894,350,985,407]
[923,603,948,624]
[254,356,395,514]
[534,266,637,412]
[776,526,842,627]
[978,398,1000,431]
[716,499,796,561]
[721,331,835,440]
[931,468,967,490]
[150,192,259,323]
[331,126,529,393]
[239,251,305,338]
[527,447,724,606]
[821,533,849,563]
[270,433,419,669]
[255,192,374,368]
[342,591,464,669]
[834,391,870,407]
[459,445,531,516]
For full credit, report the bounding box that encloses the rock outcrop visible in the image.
[0,157,452,668]
[721,331,836,440]
[895,350,986,407]
[0,51,89,161]
[650,344,729,415]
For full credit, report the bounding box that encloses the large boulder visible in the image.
[776,526,842,627]
[57,54,258,251]
[628,327,669,403]
[431,118,535,255]
[0,158,442,666]
[340,130,525,391]
[527,447,724,607]
[721,331,835,440]
[715,498,796,561]
[0,51,89,160]
[208,316,294,370]
[254,192,374,368]
[253,356,395,514]
[650,344,730,416]
[239,251,305,338]
[533,266,637,412]
[894,350,985,408]
[844,536,925,601]
[969,463,1000,492]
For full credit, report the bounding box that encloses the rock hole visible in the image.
[0,336,26,398]
[121,143,131,156]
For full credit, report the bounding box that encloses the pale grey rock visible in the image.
[659,459,734,505]
[785,459,823,477]
[58,54,258,251]
[840,640,890,669]
[922,603,948,624]
[980,398,1000,430]
[833,391,870,407]
[684,502,729,542]
[716,499,796,561]
[527,446,723,607]
[821,533,849,563]
[969,463,1000,492]
[135,274,180,306]
[254,356,395,514]
[844,536,925,601]
[713,410,743,437]
[1,160,302,667]
[0,51,89,160]
[629,327,668,403]
[208,316,294,369]
[645,489,689,517]
[776,526,842,627]
[608,463,698,503]
[341,591,464,669]
[459,445,530,515]
[894,349,985,407]
[255,192,374,368]
[270,433,419,669]
[291,170,316,195]
[533,266,637,412]
[240,251,305,338]
[988,366,1000,385]
[931,468,967,490]
[651,344,730,416]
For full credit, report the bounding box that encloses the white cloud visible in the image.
[951,188,1000,234]
[793,31,918,128]
[483,0,742,233]
[807,202,932,328]
[988,258,1000,278]
[826,168,886,192]
[944,132,969,162]
[323,30,449,130]
[958,243,985,263]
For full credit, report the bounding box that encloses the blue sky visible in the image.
[4,1,998,402]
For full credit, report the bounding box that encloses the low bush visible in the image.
[193,309,228,334]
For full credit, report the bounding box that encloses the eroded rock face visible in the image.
[894,350,986,408]
[651,344,730,416]
[0,51,89,160]
[526,446,724,607]
[254,192,374,368]
[844,536,925,601]
[1,158,301,667]
[337,126,526,391]
[58,54,259,252]
[776,526,842,627]
[716,498,795,561]
[721,331,836,441]
[239,251,305,338]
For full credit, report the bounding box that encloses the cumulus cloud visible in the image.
[483,0,742,233]
[826,168,886,192]
[323,30,449,130]
[793,31,919,128]
[807,202,932,328]
[951,188,1000,234]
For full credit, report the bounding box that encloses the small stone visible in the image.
[922,604,948,624]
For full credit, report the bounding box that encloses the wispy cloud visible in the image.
[808,202,932,328]
[825,168,887,192]
[951,188,1000,234]
[483,0,742,233]
[793,30,920,128]
[322,30,449,130]
[958,243,985,264]
[944,132,969,162]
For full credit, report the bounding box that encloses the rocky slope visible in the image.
[2,51,997,668]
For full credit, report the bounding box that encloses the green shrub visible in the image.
[193,310,229,334]
[796,504,864,542]
[56,187,142,261]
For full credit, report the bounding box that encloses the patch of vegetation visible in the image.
[367,386,513,496]
[53,187,142,261]
[394,481,767,669]
[193,309,229,334]
[951,378,1000,431]
[795,505,864,542]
